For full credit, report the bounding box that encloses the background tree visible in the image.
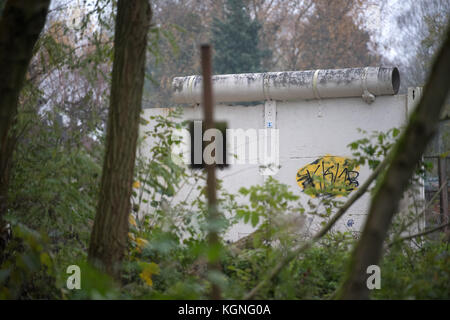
[144,0,206,108]
[0,0,50,255]
[381,0,450,91]
[211,0,269,74]
[88,0,152,279]
[287,0,379,70]
[248,0,312,70]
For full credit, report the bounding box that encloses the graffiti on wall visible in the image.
[296,155,360,198]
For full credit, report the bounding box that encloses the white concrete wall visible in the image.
[140,92,421,241]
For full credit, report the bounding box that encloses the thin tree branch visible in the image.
[389,221,450,247]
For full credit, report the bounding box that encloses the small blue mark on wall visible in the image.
[347,219,354,227]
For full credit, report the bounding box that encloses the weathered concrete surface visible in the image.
[140,91,423,241]
[172,67,400,104]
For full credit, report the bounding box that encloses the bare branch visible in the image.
[389,221,450,247]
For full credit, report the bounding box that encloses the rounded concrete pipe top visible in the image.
[172,66,400,104]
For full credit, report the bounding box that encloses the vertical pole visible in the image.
[201,44,222,300]
[438,157,448,236]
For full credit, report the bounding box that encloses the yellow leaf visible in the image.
[136,237,149,252]
[129,215,137,227]
[139,262,160,286]
[139,269,153,286]
[132,181,141,189]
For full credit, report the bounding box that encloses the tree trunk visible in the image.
[88,0,151,279]
[337,24,450,299]
[0,0,50,256]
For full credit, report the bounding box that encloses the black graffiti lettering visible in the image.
[334,163,339,184]
[338,168,359,190]
[348,170,359,188]
[322,161,335,184]
[297,169,315,189]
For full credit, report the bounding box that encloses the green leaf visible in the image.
[392,128,400,137]
[251,212,259,227]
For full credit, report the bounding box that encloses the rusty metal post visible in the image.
[200,44,222,300]
[438,157,449,237]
